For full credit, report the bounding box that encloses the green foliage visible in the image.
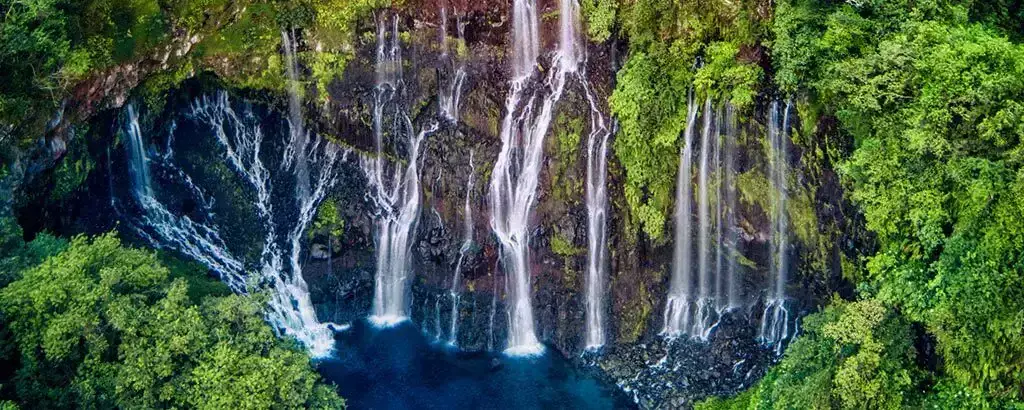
[831,15,1024,403]
[0,233,343,408]
[1,0,175,145]
[693,41,762,108]
[550,233,582,257]
[610,0,770,240]
[157,251,231,303]
[310,198,344,239]
[618,0,765,49]
[697,0,1024,407]
[304,51,350,102]
[301,0,389,102]
[138,58,195,113]
[0,226,68,289]
[610,42,694,240]
[700,300,922,409]
[1,0,76,143]
[551,111,584,204]
[614,268,659,343]
[694,388,754,410]
[307,0,388,47]
[703,0,1024,406]
[194,2,285,91]
[580,0,618,43]
[550,231,581,288]
[0,0,390,146]
[736,169,771,218]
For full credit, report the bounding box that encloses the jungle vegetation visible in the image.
[4,0,1024,408]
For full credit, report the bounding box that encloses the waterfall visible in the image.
[106,145,115,207]
[363,15,439,327]
[714,110,725,312]
[124,91,347,358]
[434,295,443,341]
[440,5,448,54]
[281,29,311,199]
[663,98,745,340]
[488,269,498,351]
[558,0,581,68]
[276,136,347,358]
[662,93,700,337]
[438,6,467,121]
[490,0,587,356]
[723,105,741,310]
[124,101,247,289]
[582,70,611,351]
[510,0,540,79]
[125,105,153,199]
[275,30,346,356]
[693,99,718,338]
[759,100,793,353]
[277,30,346,356]
[448,150,475,346]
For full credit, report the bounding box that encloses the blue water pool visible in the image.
[317,321,635,409]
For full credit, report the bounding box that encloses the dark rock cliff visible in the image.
[8,2,867,408]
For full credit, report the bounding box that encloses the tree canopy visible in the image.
[695,0,1024,407]
[0,232,344,409]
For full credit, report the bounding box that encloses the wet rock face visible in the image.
[596,312,773,409]
[298,5,792,408]
[17,1,858,407]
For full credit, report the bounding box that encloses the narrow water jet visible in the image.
[438,6,467,121]
[510,0,540,80]
[759,99,793,354]
[723,105,741,310]
[488,269,498,351]
[714,109,725,312]
[694,99,715,338]
[582,69,611,351]
[281,29,311,199]
[448,150,476,346]
[363,16,439,327]
[489,0,579,356]
[662,93,700,337]
[434,295,443,341]
[125,104,153,198]
[126,90,346,358]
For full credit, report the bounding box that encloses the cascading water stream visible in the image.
[662,93,699,337]
[125,102,247,289]
[664,98,745,340]
[510,0,540,80]
[125,105,153,198]
[277,31,347,355]
[714,110,725,312]
[434,296,443,341]
[723,105,741,310]
[490,0,590,356]
[438,6,467,122]
[125,88,347,358]
[759,99,793,353]
[582,67,611,351]
[281,29,311,199]
[363,15,439,326]
[693,99,717,338]
[448,150,476,346]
